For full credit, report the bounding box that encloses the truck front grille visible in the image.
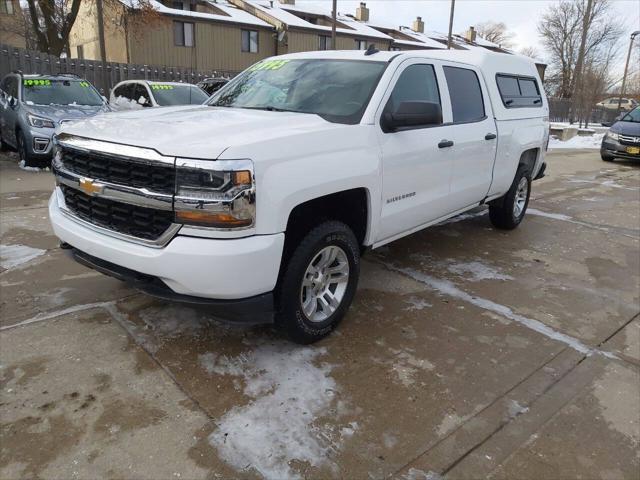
[61,185,174,241]
[59,146,175,194]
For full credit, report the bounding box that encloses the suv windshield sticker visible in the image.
[151,84,174,90]
[248,59,290,72]
[23,79,51,87]
[79,81,91,87]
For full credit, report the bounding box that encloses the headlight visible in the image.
[27,113,56,128]
[606,132,619,141]
[174,159,255,229]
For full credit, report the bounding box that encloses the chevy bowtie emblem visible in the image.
[79,178,103,196]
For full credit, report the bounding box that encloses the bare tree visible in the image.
[538,0,623,100]
[475,21,515,48]
[520,46,541,60]
[24,0,82,56]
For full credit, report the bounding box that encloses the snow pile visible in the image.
[549,132,605,149]
[0,244,46,270]
[206,341,348,479]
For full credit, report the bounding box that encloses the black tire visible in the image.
[601,153,615,162]
[489,165,531,230]
[276,221,360,344]
[0,130,8,151]
[16,130,34,167]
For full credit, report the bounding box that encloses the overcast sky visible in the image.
[302,0,640,78]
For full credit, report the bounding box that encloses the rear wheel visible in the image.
[489,165,531,230]
[0,130,8,151]
[276,221,360,344]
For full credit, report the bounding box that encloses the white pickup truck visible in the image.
[49,49,548,343]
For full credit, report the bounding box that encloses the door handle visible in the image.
[485,133,497,140]
[438,140,454,148]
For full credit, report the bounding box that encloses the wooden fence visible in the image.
[0,44,239,94]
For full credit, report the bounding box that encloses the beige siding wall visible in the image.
[68,0,101,59]
[128,18,275,71]
[0,0,26,48]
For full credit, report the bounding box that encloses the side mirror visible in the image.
[137,96,147,105]
[382,101,442,132]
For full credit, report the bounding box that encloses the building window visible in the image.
[174,21,194,47]
[172,0,195,10]
[241,30,259,53]
[318,35,331,50]
[355,40,368,50]
[77,45,84,59]
[389,46,401,51]
[1,0,14,14]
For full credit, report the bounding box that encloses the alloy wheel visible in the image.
[299,245,350,323]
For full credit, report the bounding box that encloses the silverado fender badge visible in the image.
[79,178,104,196]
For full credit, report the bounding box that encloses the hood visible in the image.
[27,103,110,124]
[611,120,640,137]
[58,105,341,159]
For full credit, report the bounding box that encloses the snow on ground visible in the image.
[206,341,350,479]
[18,160,50,172]
[447,260,513,281]
[0,244,46,270]
[549,132,605,150]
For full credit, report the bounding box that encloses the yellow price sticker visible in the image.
[248,59,290,72]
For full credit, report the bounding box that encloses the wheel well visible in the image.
[519,148,539,174]
[282,188,369,261]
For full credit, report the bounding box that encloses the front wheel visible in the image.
[276,221,360,344]
[489,165,531,230]
[601,153,615,162]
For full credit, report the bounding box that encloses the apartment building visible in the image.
[0,0,26,48]
[69,0,276,72]
[228,0,393,54]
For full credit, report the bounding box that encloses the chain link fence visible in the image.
[0,44,239,94]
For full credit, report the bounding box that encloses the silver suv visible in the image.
[0,73,110,167]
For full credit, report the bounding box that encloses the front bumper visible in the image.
[49,192,285,320]
[23,125,55,157]
[601,140,640,160]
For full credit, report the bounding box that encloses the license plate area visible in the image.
[626,146,640,154]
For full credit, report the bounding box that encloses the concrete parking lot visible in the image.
[0,149,638,479]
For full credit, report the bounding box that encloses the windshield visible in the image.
[208,59,388,124]
[150,84,209,106]
[22,79,103,106]
[621,107,640,123]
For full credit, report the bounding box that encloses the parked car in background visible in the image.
[596,97,638,111]
[110,80,209,110]
[197,77,230,96]
[50,50,548,343]
[0,73,109,167]
[601,106,640,162]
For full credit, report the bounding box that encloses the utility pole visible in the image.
[96,0,108,92]
[447,0,456,49]
[331,0,337,50]
[570,0,593,125]
[617,31,640,113]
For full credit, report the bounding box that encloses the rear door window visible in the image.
[443,66,485,123]
[496,74,542,108]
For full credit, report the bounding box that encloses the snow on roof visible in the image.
[246,1,392,40]
[395,29,449,49]
[473,34,501,48]
[119,0,272,28]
